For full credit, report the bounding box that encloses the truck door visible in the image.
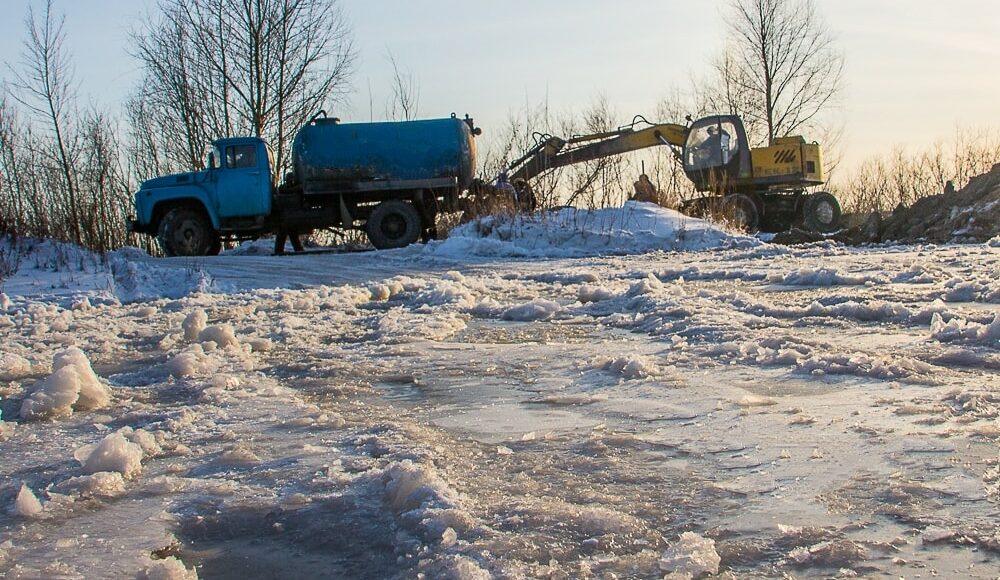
[215,143,272,218]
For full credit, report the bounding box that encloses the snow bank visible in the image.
[427,202,756,259]
[20,347,110,421]
[110,252,214,303]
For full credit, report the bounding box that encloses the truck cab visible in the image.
[130,137,273,255]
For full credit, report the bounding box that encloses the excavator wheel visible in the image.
[802,191,841,233]
[721,193,760,234]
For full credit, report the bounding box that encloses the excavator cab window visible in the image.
[683,116,750,191]
[686,120,738,170]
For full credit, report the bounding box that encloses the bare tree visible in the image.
[563,96,633,209]
[8,0,81,242]
[712,0,843,146]
[384,50,419,121]
[131,0,355,179]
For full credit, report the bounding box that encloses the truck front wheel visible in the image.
[367,200,422,250]
[157,207,218,257]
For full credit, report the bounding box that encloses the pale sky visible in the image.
[2,0,999,173]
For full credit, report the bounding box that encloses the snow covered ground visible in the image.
[1,203,999,578]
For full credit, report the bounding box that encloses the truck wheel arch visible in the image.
[151,199,219,233]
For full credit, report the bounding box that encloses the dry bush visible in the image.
[480,95,694,212]
[835,127,1000,214]
[478,98,571,209]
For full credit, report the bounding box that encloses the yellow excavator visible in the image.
[484,114,840,233]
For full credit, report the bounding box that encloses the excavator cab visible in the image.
[683,115,752,192]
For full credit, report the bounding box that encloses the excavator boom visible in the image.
[508,122,689,183]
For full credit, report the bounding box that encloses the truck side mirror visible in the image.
[207,152,216,169]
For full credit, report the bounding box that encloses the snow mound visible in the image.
[0,352,33,379]
[930,313,1000,345]
[182,310,207,341]
[140,556,199,580]
[55,471,128,499]
[198,324,239,348]
[382,460,458,512]
[165,344,222,377]
[769,267,875,286]
[501,299,562,321]
[74,429,145,479]
[429,202,757,258]
[880,163,1000,243]
[12,484,43,518]
[20,347,111,421]
[658,532,721,577]
[598,355,663,379]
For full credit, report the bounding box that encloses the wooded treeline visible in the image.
[1,0,994,253]
[0,0,354,252]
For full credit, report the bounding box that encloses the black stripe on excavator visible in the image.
[774,150,797,164]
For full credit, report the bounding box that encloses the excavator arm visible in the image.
[508,119,689,183]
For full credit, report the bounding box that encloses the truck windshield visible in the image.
[209,146,221,169]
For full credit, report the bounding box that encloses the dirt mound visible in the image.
[774,164,1000,246]
[879,163,1000,243]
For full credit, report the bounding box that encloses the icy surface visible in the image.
[1,230,1000,577]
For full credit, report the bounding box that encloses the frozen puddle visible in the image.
[2,243,999,577]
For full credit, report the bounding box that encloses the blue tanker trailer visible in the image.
[129,112,480,255]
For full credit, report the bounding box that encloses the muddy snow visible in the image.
[1,205,999,578]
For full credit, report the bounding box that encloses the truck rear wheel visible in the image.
[157,206,217,257]
[802,191,841,233]
[367,200,422,249]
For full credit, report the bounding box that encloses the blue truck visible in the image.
[129,113,480,255]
